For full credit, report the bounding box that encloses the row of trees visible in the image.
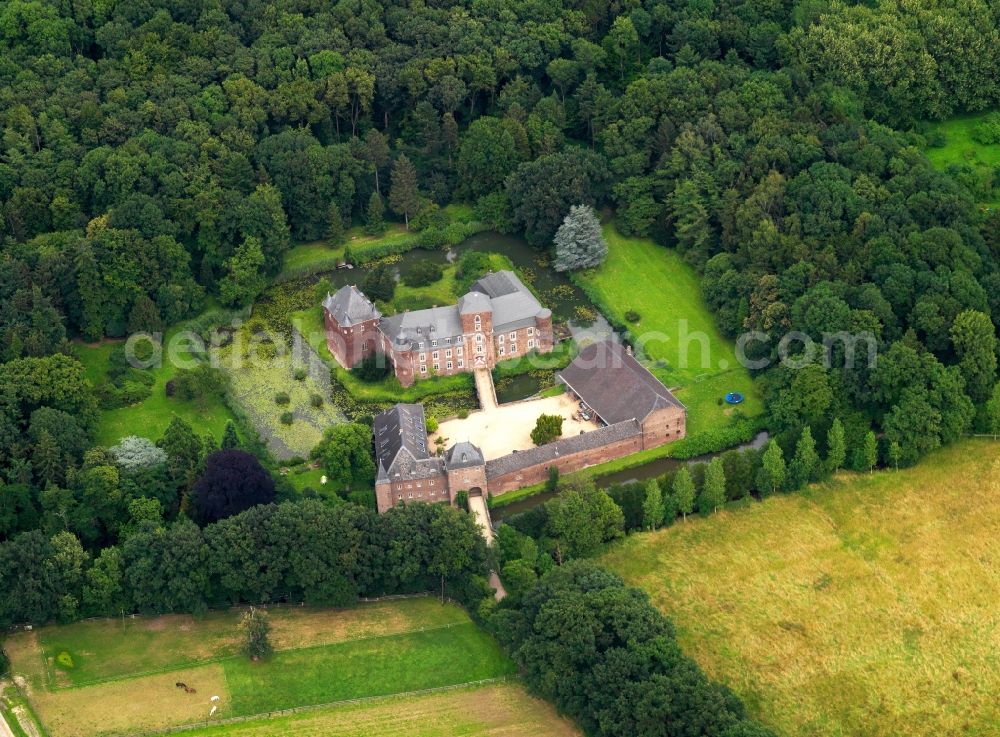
[0,499,486,627]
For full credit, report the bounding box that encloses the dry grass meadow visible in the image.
[4,598,514,737]
[600,439,1000,737]
[178,683,581,737]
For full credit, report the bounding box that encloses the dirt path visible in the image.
[467,495,507,601]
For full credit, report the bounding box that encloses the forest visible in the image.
[1,1,1000,732]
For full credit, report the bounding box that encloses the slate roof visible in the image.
[376,270,548,351]
[557,339,685,425]
[457,291,492,314]
[485,420,642,479]
[373,404,442,482]
[444,441,485,470]
[323,285,380,327]
[380,306,465,349]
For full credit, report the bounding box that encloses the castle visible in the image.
[372,339,687,513]
[322,270,554,386]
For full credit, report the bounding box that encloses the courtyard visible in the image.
[430,390,601,460]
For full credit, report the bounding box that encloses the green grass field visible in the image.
[74,327,236,447]
[5,598,514,737]
[575,226,762,434]
[922,111,1000,207]
[177,683,580,737]
[600,439,1000,737]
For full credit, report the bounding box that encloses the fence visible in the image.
[126,677,513,736]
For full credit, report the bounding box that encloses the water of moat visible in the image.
[490,431,771,521]
[322,231,612,336]
[314,231,756,516]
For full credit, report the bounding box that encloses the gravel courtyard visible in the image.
[431,391,601,460]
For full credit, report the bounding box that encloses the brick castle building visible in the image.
[323,270,553,387]
[373,339,686,513]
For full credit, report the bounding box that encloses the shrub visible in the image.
[361,264,396,302]
[353,353,391,382]
[240,607,272,661]
[531,413,564,446]
[293,368,307,381]
[174,364,228,405]
[274,392,290,405]
[56,651,75,669]
[457,409,469,420]
[426,417,439,433]
[310,393,324,408]
[402,260,444,287]
[280,411,294,425]
[624,309,641,323]
[971,113,1000,145]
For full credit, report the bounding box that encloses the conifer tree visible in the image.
[389,154,421,229]
[221,420,240,450]
[553,204,607,271]
[366,191,385,235]
[326,204,345,245]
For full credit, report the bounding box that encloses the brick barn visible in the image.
[372,339,687,513]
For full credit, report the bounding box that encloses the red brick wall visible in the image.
[375,472,450,513]
[447,465,487,499]
[487,433,644,496]
[324,309,379,368]
[640,406,686,450]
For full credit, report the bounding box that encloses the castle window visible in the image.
[509,332,516,341]
[498,334,504,344]
[510,344,517,354]
[432,340,437,347]
[458,359,464,368]
[476,334,483,344]
[432,351,439,360]
[528,327,534,336]
[420,365,427,373]
[456,347,463,356]
[445,349,452,358]
[476,346,484,354]
[498,347,505,356]
[474,315,481,326]
[433,363,440,371]
[527,339,535,348]
[419,353,426,362]
[446,361,453,369]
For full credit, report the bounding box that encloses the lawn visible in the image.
[599,439,1000,737]
[24,598,464,688]
[74,327,236,447]
[574,226,762,434]
[223,623,512,715]
[922,110,1000,207]
[177,683,580,737]
[5,598,513,737]
[278,224,411,279]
